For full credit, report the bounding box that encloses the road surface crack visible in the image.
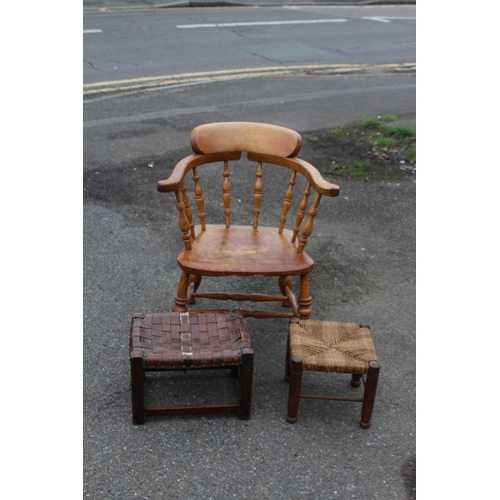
[84,59,98,71]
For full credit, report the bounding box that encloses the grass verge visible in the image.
[301,115,416,181]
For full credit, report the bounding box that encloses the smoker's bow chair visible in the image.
[157,122,340,319]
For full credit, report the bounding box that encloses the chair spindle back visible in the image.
[158,122,340,253]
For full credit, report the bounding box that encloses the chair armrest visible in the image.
[157,152,242,192]
[247,153,340,197]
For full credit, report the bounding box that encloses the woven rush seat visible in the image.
[285,318,380,429]
[130,311,254,424]
[288,320,378,374]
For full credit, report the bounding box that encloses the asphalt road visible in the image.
[84,5,416,84]
[83,5,416,499]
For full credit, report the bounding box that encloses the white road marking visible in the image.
[84,29,103,34]
[363,17,416,23]
[363,17,391,23]
[177,19,347,29]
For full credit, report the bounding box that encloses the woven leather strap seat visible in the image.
[130,311,254,424]
[285,318,380,429]
[130,311,252,370]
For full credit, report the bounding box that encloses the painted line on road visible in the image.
[83,62,416,96]
[83,82,416,128]
[363,17,416,23]
[84,29,103,34]
[177,19,347,29]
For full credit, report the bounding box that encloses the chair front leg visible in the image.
[297,273,313,319]
[173,271,190,312]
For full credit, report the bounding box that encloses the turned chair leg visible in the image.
[297,274,312,319]
[238,348,254,420]
[360,361,380,429]
[131,357,145,425]
[278,275,293,307]
[286,356,303,423]
[188,274,202,305]
[173,271,190,312]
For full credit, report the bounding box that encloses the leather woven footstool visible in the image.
[130,311,254,424]
[285,317,380,429]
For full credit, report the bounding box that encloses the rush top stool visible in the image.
[285,317,380,429]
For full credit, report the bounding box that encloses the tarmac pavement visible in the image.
[83,4,416,499]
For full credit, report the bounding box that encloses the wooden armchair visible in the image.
[157,122,340,319]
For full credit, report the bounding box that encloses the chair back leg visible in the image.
[188,274,202,305]
[284,335,291,382]
[278,275,293,307]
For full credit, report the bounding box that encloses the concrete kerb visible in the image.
[83,0,416,13]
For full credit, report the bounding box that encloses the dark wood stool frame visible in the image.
[130,312,254,425]
[285,318,380,429]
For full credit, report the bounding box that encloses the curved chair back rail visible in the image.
[157,153,339,197]
[190,121,303,158]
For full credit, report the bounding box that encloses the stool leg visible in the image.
[131,357,145,425]
[238,348,254,420]
[351,373,362,387]
[360,361,380,429]
[286,356,303,423]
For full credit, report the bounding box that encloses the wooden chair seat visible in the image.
[178,225,314,276]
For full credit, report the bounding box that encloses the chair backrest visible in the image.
[157,122,340,254]
[190,122,302,158]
